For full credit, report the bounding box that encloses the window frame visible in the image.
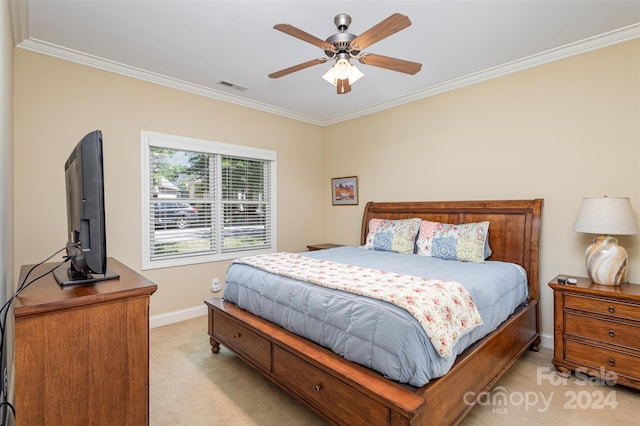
[141,131,277,270]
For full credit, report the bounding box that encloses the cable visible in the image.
[0,244,73,337]
[0,401,15,425]
[0,247,72,352]
[0,245,75,426]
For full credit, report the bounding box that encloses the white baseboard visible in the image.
[539,332,553,350]
[150,304,207,329]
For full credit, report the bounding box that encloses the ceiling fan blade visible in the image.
[268,58,328,79]
[336,79,351,94]
[350,13,411,51]
[359,53,422,75]
[273,24,336,52]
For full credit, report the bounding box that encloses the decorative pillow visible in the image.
[484,234,492,259]
[416,221,490,263]
[363,218,422,254]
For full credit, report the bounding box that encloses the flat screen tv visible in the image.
[53,130,119,286]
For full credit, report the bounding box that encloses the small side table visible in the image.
[306,243,343,251]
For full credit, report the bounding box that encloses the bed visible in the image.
[205,199,543,425]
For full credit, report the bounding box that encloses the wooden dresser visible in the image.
[14,258,157,426]
[549,275,640,389]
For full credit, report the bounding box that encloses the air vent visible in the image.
[217,80,248,91]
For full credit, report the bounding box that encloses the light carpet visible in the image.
[150,316,640,425]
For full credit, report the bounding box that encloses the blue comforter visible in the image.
[223,246,528,387]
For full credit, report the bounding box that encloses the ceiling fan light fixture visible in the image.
[322,63,364,88]
[333,58,352,79]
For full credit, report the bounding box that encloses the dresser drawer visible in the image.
[565,339,640,381]
[565,294,640,321]
[565,312,640,349]
[273,346,389,425]
[213,310,271,371]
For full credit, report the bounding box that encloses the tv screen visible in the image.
[53,130,118,286]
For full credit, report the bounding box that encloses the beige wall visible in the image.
[323,40,640,339]
[12,40,640,342]
[13,49,324,316]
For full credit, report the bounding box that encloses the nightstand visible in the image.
[306,243,343,251]
[548,275,640,390]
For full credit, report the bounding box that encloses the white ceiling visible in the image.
[10,1,640,126]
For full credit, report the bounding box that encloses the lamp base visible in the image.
[585,235,628,286]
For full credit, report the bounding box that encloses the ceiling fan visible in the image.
[268,13,422,94]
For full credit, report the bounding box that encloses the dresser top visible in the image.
[14,257,157,317]
[549,275,640,301]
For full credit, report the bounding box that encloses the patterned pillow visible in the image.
[363,218,422,254]
[416,221,490,263]
[484,234,492,259]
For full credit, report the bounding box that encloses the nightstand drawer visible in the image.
[565,312,640,349]
[565,294,640,321]
[565,339,640,381]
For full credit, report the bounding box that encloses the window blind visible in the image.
[141,131,276,269]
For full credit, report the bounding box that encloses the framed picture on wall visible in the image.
[331,176,358,205]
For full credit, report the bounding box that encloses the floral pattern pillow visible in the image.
[363,218,422,254]
[416,220,490,263]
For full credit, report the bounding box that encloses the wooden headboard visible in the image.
[360,199,543,301]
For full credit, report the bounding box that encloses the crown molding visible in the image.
[16,38,326,126]
[14,23,640,127]
[322,23,640,125]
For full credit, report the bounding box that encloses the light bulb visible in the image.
[333,59,352,80]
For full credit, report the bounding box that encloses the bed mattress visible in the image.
[223,245,528,387]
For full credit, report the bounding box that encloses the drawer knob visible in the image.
[608,358,615,367]
[608,330,615,337]
[233,332,242,339]
[314,384,322,392]
[608,306,615,313]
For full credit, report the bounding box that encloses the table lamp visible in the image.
[573,196,639,285]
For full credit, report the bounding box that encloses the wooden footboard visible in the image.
[418,300,539,425]
[206,297,538,426]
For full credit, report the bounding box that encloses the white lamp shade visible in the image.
[348,65,364,84]
[322,64,364,86]
[322,67,336,85]
[573,197,639,235]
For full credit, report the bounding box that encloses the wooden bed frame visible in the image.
[205,199,543,426]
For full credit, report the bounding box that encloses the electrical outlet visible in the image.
[211,278,221,293]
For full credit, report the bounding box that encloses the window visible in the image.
[141,131,277,269]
